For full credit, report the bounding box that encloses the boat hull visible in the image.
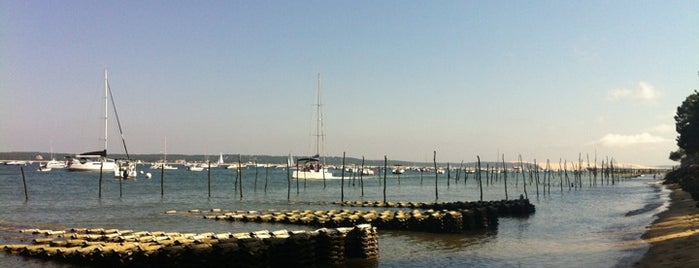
[45,160,66,169]
[68,161,116,171]
[292,170,334,180]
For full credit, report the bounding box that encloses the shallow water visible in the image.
[0,164,668,267]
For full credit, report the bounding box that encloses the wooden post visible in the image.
[383,155,387,203]
[341,152,345,203]
[360,156,365,197]
[477,156,483,201]
[519,155,527,199]
[534,159,539,198]
[238,155,243,200]
[433,151,438,201]
[20,166,28,201]
[564,160,570,190]
[208,161,211,198]
[420,168,423,184]
[206,161,211,197]
[610,158,615,185]
[160,162,164,197]
[502,154,508,200]
[485,164,490,186]
[322,157,326,189]
[119,168,123,198]
[233,164,238,192]
[295,160,299,195]
[456,161,463,183]
[559,159,563,192]
[264,164,269,193]
[287,156,291,201]
[546,159,552,195]
[447,162,451,188]
[254,163,258,192]
[99,162,103,199]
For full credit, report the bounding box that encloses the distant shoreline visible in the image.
[0,151,673,170]
[634,184,699,267]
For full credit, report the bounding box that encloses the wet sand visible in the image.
[635,184,699,267]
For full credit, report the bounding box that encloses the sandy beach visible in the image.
[635,184,699,267]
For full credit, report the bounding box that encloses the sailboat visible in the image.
[40,141,66,170]
[150,137,177,170]
[292,74,334,180]
[67,69,137,178]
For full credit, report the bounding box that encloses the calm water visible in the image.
[0,163,668,267]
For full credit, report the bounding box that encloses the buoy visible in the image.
[145,173,152,178]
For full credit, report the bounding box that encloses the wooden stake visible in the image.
[99,162,103,199]
[238,155,243,200]
[502,154,508,200]
[434,151,438,201]
[447,162,451,188]
[519,155,527,199]
[208,161,211,198]
[360,156,365,197]
[20,166,28,201]
[208,162,211,198]
[264,164,269,193]
[287,155,291,201]
[341,152,345,203]
[477,156,483,201]
[383,155,387,203]
[160,162,164,197]
[118,167,123,198]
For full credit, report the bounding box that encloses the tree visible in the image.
[671,90,699,166]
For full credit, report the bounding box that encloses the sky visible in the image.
[1,1,697,166]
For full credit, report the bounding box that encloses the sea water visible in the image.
[0,164,668,267]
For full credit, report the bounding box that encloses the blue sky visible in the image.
[1,1,697,166]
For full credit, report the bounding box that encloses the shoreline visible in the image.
[634,184,699,267]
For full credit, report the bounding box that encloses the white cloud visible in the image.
[598,132,668,147]
[648,123,675,134]
[605,81,662,102]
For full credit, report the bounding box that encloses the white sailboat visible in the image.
[67,69,136,178]
[150,137,177,170]
[43,141,66,169]
[217,153,224,166]
[293,74,334,180]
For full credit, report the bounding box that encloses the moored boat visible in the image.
[67,70,136,178]
[292,155,333,179]
[292,74,334,180]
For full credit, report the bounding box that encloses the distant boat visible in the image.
[67,69,136,178]
[43,142,66,169]
[217,153,224,166]
[37,164,51,172]
[45,159,66,169]
[188,164,205,172]
[361,168,375,175]
[150,162,178,170]
[67,150,117,172]
[392,166,405,174]
[293,154,333,179]
[150,137,177,170]
[292,74,333,180]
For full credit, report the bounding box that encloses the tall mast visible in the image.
[315,73,324,158]
[104,69,109,155]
